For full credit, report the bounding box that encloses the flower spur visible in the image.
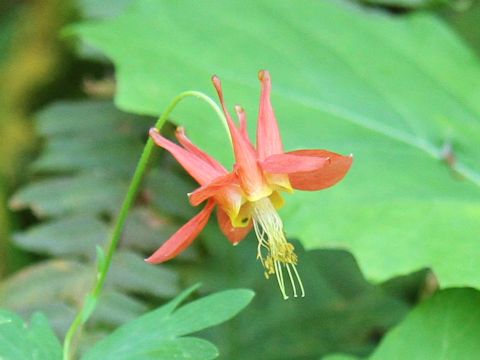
[147,70,353,299]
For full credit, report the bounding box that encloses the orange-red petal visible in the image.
[286,150,353,191]
[175,127,227,173]
[217,207,252,245]
[234,105,252,145]
[189,172,238,206]
[145,200,216,264]
[150,128,225,185]
[261,152,330,174]
[212,76,269,200]
[256,70,284,160]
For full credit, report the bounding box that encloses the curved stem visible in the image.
[62,91,226,360]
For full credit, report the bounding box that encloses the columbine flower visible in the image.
[146,71,352,299]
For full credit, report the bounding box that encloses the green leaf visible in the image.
[322,355,360,360]
[81,294,98,323]
[153,284,201,317]
[122,208,185,253]
[35,100,146,136]
[359,0,449,9]
[0,260,91,312]
[33,135,142,174]
[127,338,218,360]
[28,313,63,359]
[10,173,127,217]
[71,0,480,288]
[108,250,180,298]
[78,0,135,20]
[0,310,62,360]
[146,169,196,219]
[13,215,109,258]
[33,100,146,175]
[167,289,255,336]
[82,287,254,360]
[0,259,93,336]
[91,290,148,327]
[369,288,480,359]
[442,0,480,57]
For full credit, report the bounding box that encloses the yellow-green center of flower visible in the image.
[251,197,305,299]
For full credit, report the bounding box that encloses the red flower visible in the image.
[147,71,353,299]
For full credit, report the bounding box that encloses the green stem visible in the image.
[62,91,226,360]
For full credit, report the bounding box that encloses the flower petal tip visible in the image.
[144,255,167,264]
[212,75,225,101]
[144,256,157,264]
[144,253,169,264]
[175,126,185,134]
[258,69,270,81]
[211,75,221,88]
[149,128,159,136]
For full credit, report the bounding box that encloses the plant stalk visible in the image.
[62,91,226,360]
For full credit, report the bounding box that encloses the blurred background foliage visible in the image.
[0,0,479,359]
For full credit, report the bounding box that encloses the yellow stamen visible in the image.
[251,197,305,299]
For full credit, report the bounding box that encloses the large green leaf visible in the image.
[324,288,480,360]
[0,310,62,360]
[82,286,254,360]
[78,0,135,19]
[369,288,480,360]
[71,0,480,287]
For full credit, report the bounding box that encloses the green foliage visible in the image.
[0,4,27,278]
[0,310,62,360]
[0,287,254,360]
[3,1,480,359]
[6,99,258,358]
[359,0,450,9]
[370,288,480,360]
[78,0,134,19]
[70,0,480,290]
[323,355,360,360]
[0,0,78,275]
[14,215,108,258]
[4,101,181,340]
[442,0,480,57]
[5,98,418,358]
[81,286,254,360]
[328,288,480,359]
[0,7,18,63]
[185,224,414,359]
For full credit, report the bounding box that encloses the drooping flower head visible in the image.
[147,71,353,299]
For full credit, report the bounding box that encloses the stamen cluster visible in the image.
[252,197,304,299]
